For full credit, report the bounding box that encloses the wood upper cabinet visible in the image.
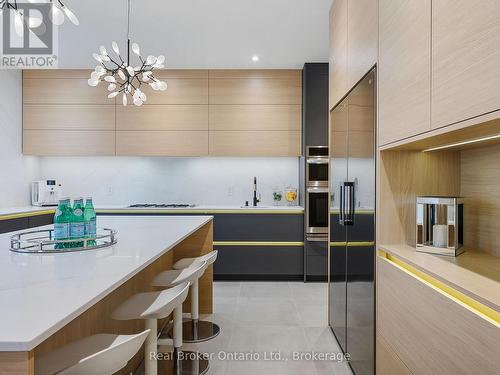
[208,70,302,156]
[116,131,209,156]
[378,0,431,145]
[347,0,377,88]
[432,0,500,128]
[209,70,301,105]
[209,131,301,157]
[116,105,208,131]
[23,70,116,156]
[22,69,301,157]
[23,71,110,105]
[329,0,348,110]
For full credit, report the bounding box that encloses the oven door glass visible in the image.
[307,189,329,233]
[307,162,329,185]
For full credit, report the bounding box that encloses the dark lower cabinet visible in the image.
[214,245,303,280]
[305,239,328,281]
[28,214,53,228]
[99,211,305,281]
[0,214,53,234]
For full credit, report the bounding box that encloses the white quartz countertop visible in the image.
[0,206,55,217]
[0,215,212,351]
[97,205,304,212]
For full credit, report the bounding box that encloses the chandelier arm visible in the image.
[107,56,123,70]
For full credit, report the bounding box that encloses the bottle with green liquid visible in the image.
[53,198,71,250]
[84,197,97,246]
[70,198,85,248]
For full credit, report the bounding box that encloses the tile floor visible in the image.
[185,281,353,375]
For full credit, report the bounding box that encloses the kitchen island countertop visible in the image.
[0,215,212,351]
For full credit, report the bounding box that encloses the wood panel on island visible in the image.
[22,69,302,157]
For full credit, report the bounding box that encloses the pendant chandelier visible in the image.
[88,0,167,107]
[0,0,79,36]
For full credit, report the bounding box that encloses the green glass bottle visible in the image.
[70,198,85,248]
[84,197,97,247]
[54,198,71,250]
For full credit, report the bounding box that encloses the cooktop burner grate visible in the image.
[128,204,195,208]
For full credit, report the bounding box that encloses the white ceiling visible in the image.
[55,0,332,69]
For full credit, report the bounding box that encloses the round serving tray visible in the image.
[9,228,117,254]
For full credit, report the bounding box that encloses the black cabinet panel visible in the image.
[214,246,303,280]
[306,256,327,278]
[28,214,53,228]
[0,214,53,234]
[0,218,29,234]
[305,239,328,279]
[303,63,329,147]
[213,214,303,242]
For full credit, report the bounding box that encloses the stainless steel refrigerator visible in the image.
[328,69,375,375]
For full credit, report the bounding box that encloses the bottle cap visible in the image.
[86,197,93,200]
[74,197,83,201]
[59,197,70,201]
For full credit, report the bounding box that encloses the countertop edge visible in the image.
[379,244,500,313]
[0,216,213,352]
[0,206,304,220]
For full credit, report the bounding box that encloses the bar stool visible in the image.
[36,329,150,375]
[161,250,219,343]
[113,262,209,375]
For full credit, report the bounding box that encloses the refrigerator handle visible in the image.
[344,182,355,226]
[339,184,345,225]
[350,181,356,223]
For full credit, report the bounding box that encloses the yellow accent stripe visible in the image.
[329,241,375,247]
[378,250,500,327]
[96,209,304,215]
[0,209,55,221]
[213,241,304,247]
[329,209,374,214]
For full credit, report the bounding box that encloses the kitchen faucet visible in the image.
[253,176,261,207]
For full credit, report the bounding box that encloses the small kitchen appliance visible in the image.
[416,196,464,256]
[31,180,63,207]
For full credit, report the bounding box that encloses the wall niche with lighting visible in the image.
[378,117,500,262]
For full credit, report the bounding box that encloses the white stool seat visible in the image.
[173,250,218,270]
[36,330,150,375]
[151,261,207,288]
[112,282,190,321]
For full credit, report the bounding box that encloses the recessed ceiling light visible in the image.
[252,55,259,62]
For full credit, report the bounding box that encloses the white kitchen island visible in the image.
[0,215,214,374]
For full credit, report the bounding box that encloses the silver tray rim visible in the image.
[9,228,118,254]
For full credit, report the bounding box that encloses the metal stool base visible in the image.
[168,320,220,343]
[174,350,210,375]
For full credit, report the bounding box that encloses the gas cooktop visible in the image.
[128,204,196,208]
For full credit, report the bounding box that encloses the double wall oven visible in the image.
[306,146,329,239]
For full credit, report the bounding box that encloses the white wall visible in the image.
[0,70,39,208]
[38,157,299,206]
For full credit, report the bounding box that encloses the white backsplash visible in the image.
[0,70,39,208]
[38,157,300,206]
